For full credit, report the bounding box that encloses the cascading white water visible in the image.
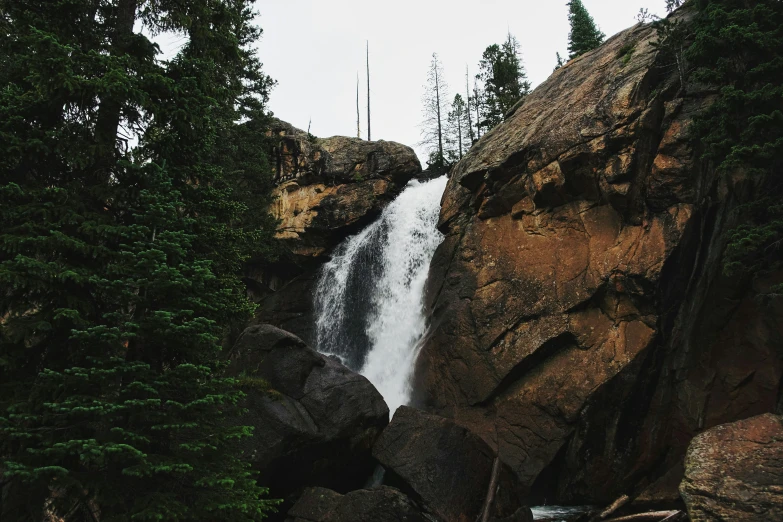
[314,175,448,413]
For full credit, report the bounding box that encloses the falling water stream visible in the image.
[313,175,448,414]
[312,175,590,519]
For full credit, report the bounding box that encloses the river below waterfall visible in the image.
[313,175,447,413]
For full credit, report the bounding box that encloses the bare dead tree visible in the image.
[356,73,361,139]
[366,40,371,141]
[419,52,449,168]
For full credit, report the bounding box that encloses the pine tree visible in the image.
[476,33,531,130]
[471,78,485,140]
[420,53,449,171]
[555,52,566,70]
[685,0,783,280]
[465,66,476,145]
[0,1,279,519]
[445,94,471,163]
[567,0,606,59]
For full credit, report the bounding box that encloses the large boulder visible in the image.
[285,486,426,522]
[228,325,389,503]
[680,414,783,521]
[372,406,524,522]
[250,120,423,342]
[413,4,783,507]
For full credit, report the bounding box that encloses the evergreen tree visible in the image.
[0,0,279,519]
[471,78,485,140]
[465,66,476,145]
[685,0,783,280]
[555,52,566,71]
[476,33,531,131]
[567,0,605,59]
[420,53,449,171]
[445,94,471,163]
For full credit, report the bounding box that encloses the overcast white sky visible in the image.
[255,1,667,162]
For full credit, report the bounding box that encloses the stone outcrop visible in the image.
[227,325,389,507]
[285,486,426,522]
[413,4,783,506]
[250,120,422,342]
[680,414,783,521]
[269,120,422,260]
[372,406,524,522]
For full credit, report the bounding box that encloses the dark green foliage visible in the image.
[476,33,531,132]
[685,0,783,280]
[0,0,279,519]
[617,43,636,67]
[555,52,566,71]
[445,94,471,163]
[567,0,605,59]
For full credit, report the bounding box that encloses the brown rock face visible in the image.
[285,486,426,522]
[680,414,783,521]
[251,120,422,341]
[268,119,422,261]
[414,6,783,505]
[372,406,523,522]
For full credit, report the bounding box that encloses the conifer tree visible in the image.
[476,33,531,130]
[567,0,605,59]
[465,66,476,145]
[0,0,279,519]
[685,0,783,279]
[445,94,471,163]
[471,79,485,140]
[420,53,449,171]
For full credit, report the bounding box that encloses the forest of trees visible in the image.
[0,0,280,519]
[420,1,603,171]
[1,0,781,519]
[420,33,534,171]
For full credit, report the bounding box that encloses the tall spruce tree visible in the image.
[0,0,278,520]
[476,33,531,131]
[685,0,783,280]
[567,0,605,59]
[445,94,471,163]
[420,53,449,171]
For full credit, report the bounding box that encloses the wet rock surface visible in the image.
[372,406,523,522]
[228,325,389,507]
[680,414,783,521]
[413,4,783,506]
[285,486,426,522]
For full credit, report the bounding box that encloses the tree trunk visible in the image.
[435,67,443,161]
[457,107,463,159]
[366,41,371,141]
[357,74,361,139]
[474,82,482,139]
[95,0,137,169]
[479,457,501,522]
[466,66,475,143]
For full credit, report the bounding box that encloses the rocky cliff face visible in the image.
[249,120,422,342]
[414,7,783,506]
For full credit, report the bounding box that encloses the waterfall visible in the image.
[314,175,447,413]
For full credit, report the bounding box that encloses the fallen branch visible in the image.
[479,457,502,522]
[604,511,683,522]
[597,495,631,520]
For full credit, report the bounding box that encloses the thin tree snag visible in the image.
[366,40,371,141]
[356,73,361,139]
[479,457,501,522]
